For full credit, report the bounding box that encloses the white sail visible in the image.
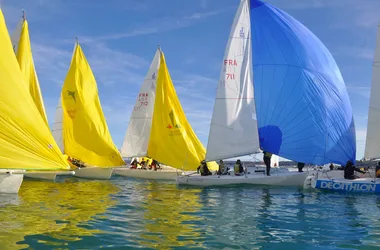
[206,0,259,161]
[51,98,64,152]
[365,25,380,160]
[10,18,23,54]
[120,49,160,157]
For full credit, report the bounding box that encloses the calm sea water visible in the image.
[0,176,379,250]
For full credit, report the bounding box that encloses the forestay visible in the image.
[206,0,260,161]
[120,49,160,157]
[365,25,380,160]
[250,0,356,165]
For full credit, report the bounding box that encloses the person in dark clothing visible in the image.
[130,158,138,169]
[376,162,380,178]
[329,163,334,171]
[263,151,272,176]
[234,159,244,176]
[297,162,305,172]
[197,160,212,176]
[344,160,366,180]
[150,159,160,171]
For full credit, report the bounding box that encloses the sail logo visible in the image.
[167,110,181,129]
[167,110,182,136]
[67,90,76,103]
[240,27,245,39]
[152,73,156,80]
[317,180,379,193]
[64,90,77,118]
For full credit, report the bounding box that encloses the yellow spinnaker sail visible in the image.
[15,19,49,125]
[147,51,217,171]
[61,43,124,167]
[0,10,69,170]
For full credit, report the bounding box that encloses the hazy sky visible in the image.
[2,0,379,161]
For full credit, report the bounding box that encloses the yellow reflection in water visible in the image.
[137,182,203,249]
[0,179,119,249]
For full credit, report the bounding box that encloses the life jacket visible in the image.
[376,165,380,178]
[200,164,205,175]
[219,163,225,172]
[264,152,272,158]
[234,164,240,174]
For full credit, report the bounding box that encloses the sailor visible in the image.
[150,159,160,171]
[198,160,212,176]
[218,160,225,175]
[297,162,305,172]
[234,159,244,176]
[263,151,272,176]
[376,162,380,178]
[329,163,334,170]
[344,160,366,180]
[130,158,138,169]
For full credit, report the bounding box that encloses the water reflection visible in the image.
[0,178,119,249]
[0,178,380,249]
[138,182,203,248]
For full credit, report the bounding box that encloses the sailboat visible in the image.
[11,12,74,181]
[177,0,356,186]
[113,47,217,180]
[305,24,380,193]
[52,40,125,180]
[0,8,70,193]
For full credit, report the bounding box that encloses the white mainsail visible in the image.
[364,24,380,160]
[120,48,160,157]
[51,99,64,152]
[206,0,259,161]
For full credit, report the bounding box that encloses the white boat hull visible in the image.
[24,171,74,181]
[176,172,308,187]
[0,170,24,194]
[113,167,192,180]
[74,167,113,180]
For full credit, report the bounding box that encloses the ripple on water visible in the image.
[0,178,379,249]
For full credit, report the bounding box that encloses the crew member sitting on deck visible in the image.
[263,151,272,176]
[149,159,160,171]
[140,158,147,169]
[130,158,138,169]
[217,160,226,175]
[297,162,305,172]
[376,162,380,178]
[329,163,334,170]
[234,159,244,176]
[197,160,212,176]
[344,160,366,180]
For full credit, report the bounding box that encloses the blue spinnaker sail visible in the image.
[249,0,356,165]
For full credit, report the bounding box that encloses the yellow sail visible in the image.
[0,9,69,170]
[147,51,217,171]
[15,19,48,125]
[61,43,124,167]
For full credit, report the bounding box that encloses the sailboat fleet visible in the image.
[0,0,378,194]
